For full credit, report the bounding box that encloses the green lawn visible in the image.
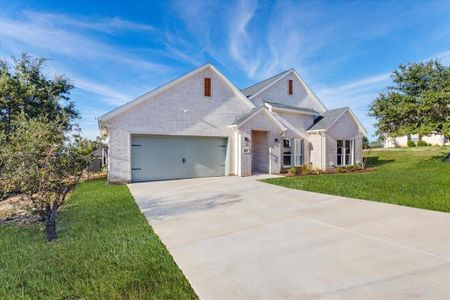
[264,147,450,212]
[0,179,197,299]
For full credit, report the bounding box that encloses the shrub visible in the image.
[0,114,98,241]
[288,166,297,175]
[417,140,428,146]
[301,164,309,175]
[407,140,416,147]
[335,167,342,173]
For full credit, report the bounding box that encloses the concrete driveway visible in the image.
[129,176,450,299]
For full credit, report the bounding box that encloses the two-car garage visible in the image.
[130,135,228,182]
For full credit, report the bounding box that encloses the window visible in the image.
[293,139,304,166]
[337,139,353,166]
[288,79,293,95]
[283,138,292,166]
[204,77,211,96]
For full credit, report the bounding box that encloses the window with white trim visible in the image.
[337,139,353,166]
[283,139,292,167]
[293,139,304,166]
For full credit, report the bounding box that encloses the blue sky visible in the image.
[1,0,449,140]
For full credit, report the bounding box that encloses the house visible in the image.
[98,64,367,183]
[384,133,450,148]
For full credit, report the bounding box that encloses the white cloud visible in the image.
[0,16,167,72]
[23,11,155,34]
[434,50,450,64]
[0,12,173,106]
[72,78,134,105]
[312,72,391,138]
[228,0,259,78]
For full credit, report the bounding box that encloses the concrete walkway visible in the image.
[129,176,450,299]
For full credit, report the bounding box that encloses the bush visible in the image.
[301,164,309,175]
[335,167,342,173]
[407,140,416,147]
[288,166,297,175]
[417,140,428,146]
[0,114,98,240]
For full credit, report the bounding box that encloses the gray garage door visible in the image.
[131,135,227,182]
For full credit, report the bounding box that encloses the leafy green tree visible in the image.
[0,53,78,139]
[369,59,450,140]
[362,136,369,149]
[0,114,98,241]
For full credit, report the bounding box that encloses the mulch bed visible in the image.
[0,172,107,225]
[0,195,40,225]
[285,167,377,177]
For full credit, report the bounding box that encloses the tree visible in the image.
[0,114,98,241]
[362,136,369,149]
[0,53,78,139]
[369,59,450,140]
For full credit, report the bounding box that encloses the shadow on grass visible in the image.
[415,154,450,165]
[366,157,395,167]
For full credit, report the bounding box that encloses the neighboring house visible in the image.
[384,134,450,148]
[98,64,367,183]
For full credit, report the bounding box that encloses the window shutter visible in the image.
[294,139,302,166]
[288,79,293,95]
[301,139,304,164]
[204,77,211,96]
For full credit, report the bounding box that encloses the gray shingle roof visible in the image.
[308,107,348,131]
[241,70,290,97]
[265,101,320,115]
[233,108,259,125]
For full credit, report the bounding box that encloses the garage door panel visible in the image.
[131,135,227,182]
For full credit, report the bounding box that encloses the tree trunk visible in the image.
[45,203,58,241]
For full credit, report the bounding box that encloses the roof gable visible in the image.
[232,107,287,131]
[272,113,309,139]
[307,107,367,136]
[242,69,327,112]
[99,64,255,123]
[264,101,320,115]
[241,70,290,97]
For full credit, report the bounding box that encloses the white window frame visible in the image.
[337,139,353,166]
[283,138,292,167]
[293,139,304,166]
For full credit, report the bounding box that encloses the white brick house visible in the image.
[99,64,367,183]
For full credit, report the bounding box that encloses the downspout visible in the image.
[237,130,242,176]
[269,147,272,174]
[319,131,324,170]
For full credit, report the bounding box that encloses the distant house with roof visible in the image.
[384,133,450,148]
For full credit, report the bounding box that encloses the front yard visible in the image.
[0,179,196,299]
[265,147,450,212]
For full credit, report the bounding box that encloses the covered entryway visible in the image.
[130,135,227,182]
[251,130,269,174]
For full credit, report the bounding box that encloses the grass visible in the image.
[0,179,197,299]
[264,147,450,213]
